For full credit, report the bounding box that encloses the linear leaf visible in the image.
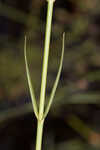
[43,33,65,119]
[24,36,38,119]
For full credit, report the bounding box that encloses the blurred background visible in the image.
[0,0,100,149]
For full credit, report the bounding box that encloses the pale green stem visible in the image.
[39,1,54,119]
[35,1,54,150]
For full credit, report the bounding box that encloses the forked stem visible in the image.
[24,0,65,150]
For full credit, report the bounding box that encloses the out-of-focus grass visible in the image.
[0,2,38,29]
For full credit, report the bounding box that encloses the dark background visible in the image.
[0,0,100,149]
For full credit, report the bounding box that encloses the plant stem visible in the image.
[35,1,54,150]
[35,119,44,150]
[39,1,54,119]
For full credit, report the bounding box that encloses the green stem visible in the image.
[35,1,54,150]
[39,1,54,119]
[35,119,44,150]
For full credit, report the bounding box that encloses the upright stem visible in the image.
[35,1,54,150]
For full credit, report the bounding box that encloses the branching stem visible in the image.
[24,0,65,150]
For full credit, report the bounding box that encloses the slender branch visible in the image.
[24,36,39,119]
[43,33,65,119]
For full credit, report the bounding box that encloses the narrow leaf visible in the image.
[24,36,38,119]
[43,33,65,119]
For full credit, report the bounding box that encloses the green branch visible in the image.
[24,36,38,119]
